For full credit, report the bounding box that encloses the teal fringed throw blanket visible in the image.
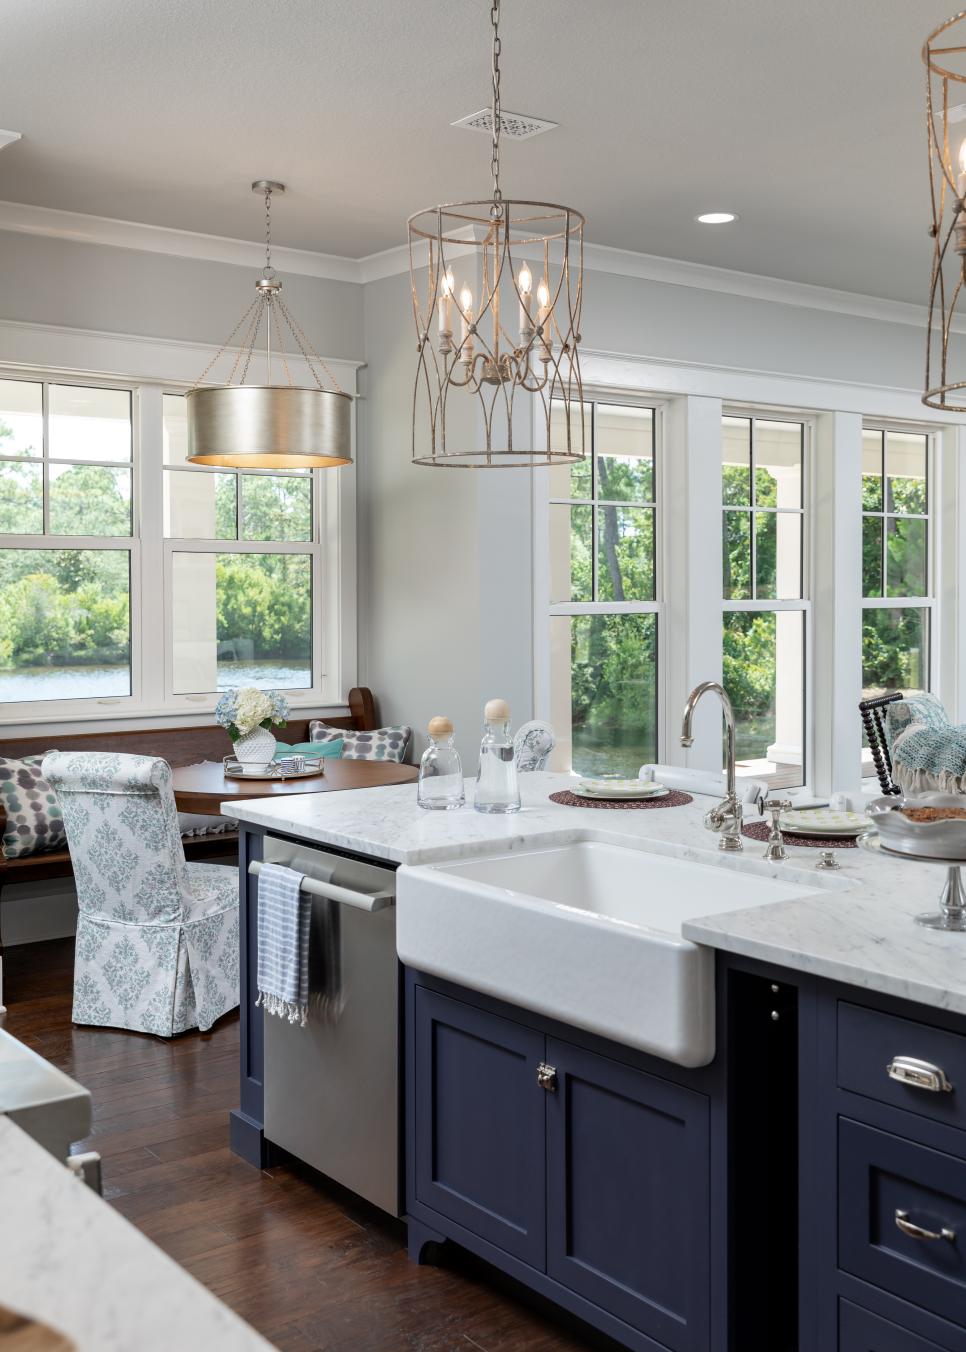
[886,692,966,796]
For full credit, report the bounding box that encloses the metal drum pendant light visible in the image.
[408,0,586,467]
[186,181,352,468]
[923,13,966,410]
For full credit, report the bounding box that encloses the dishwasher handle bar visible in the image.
[248,860,394,913]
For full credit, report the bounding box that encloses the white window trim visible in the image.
[534,389,667,773]
[534,348,966,800]
[721,406,814,789]
[0,335,359,728]
[858,419,941,784]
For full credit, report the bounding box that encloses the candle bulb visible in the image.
[957,139,966,202]
[438,268,454,344]
[517,264,532,338]
[537,279,551,355]
[460,285,474,347]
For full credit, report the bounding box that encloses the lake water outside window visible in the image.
[0,378,134,703]
[548,400,660,775]
[722,415,808,789]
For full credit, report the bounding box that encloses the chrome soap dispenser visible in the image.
[474,698,521,814]
[417,716,465,811]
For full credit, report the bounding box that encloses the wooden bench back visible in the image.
[0,687,377,767]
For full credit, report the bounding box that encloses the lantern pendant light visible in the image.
[407,0,587,467]
[186,181,352,468]
[923,14,966,411]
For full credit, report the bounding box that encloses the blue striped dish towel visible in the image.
[255,862,311,1026]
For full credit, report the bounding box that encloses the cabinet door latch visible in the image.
[537,1062,558,1092]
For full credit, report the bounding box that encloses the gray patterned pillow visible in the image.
[0,754,66,859]
[309,721,412,763]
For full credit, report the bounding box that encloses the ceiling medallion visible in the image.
[408,0,586,467]
[186,181,352,468]
[923,12,966,410]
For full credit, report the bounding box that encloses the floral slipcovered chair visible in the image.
[42,752,239,1037]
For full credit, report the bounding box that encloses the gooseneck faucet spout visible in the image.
[681,681,743,851]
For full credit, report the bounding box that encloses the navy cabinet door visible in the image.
[545,1037,710,1352]
[839,1300,953,1351]
[412,985,547,1268]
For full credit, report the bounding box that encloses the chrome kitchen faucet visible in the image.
[681,681,743,852]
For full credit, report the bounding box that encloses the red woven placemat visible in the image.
[741,820,858,849]
[549,789,693,810]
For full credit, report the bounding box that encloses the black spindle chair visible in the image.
[859,691,904,796]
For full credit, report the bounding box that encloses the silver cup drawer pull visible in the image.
[895,1209,956,1243]
[886,1056,954,1094]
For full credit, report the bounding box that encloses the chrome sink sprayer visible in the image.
[681,681,743,852]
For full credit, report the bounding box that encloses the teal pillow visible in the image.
[274,739,343,761]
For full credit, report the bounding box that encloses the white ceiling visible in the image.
[0,0,948,304]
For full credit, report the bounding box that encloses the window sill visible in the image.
[0,698,351,737]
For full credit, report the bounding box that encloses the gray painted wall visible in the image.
[358,270,484,768]
[579,269,936,389]
[0,229,364,357]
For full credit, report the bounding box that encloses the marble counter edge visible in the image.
[0,1117,275,1351]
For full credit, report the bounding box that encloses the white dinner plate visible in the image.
[778,808,871,837]
[574,778,668,800]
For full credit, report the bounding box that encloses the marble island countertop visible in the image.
[223,772,966,1016]
[0,1116,273,1351]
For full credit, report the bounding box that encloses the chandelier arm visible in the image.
[276,298,346,395]
[190,297,260,390]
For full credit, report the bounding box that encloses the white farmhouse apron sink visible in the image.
[397,838,844,1067]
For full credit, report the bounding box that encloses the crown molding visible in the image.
[0,199,361,282]
[0,197,956,334]
[0,316,363,390]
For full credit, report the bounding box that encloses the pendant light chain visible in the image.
[490,0,502,215]
[264,185,275,278]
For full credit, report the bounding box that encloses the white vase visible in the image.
[233,725,277,766]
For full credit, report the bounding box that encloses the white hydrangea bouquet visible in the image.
[215,687,289,764]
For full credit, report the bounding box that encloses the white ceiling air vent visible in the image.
[451,109,557,140]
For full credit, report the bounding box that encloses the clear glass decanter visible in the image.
[417,716,465,810]
[474,699,521,814]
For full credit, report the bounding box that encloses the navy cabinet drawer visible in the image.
[838,1003,966,1135]
[840,1300,954,1351]
[839,1119,966,1328]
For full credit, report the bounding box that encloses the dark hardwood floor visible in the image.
[2,940,619,1352]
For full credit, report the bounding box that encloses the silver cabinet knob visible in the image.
[536,1062,557,1092]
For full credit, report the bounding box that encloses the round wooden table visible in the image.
[171,758,418,815]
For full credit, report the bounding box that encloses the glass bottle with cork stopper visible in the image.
[417,716,465,810]
[474,698,521,814]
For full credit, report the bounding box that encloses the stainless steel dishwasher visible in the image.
[259,836,400,1216]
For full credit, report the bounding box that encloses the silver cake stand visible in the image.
[859,834,966,932]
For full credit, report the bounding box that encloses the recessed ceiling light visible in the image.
[696,211,738,224]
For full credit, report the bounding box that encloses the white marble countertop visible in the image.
[0,1117,273,1351]
[223,772,966,1016]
